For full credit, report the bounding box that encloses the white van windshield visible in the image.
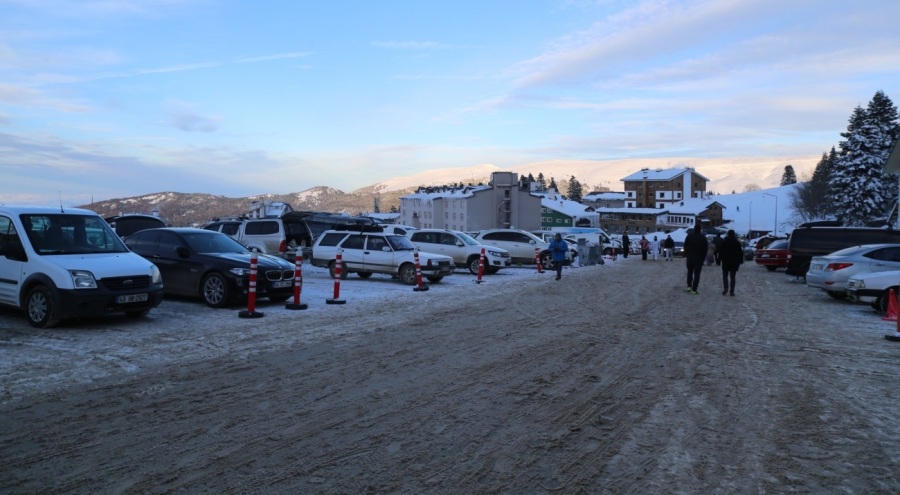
[21,214,128,255]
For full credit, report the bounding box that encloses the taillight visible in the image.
[279,240,286,253]
[826,262,853,271]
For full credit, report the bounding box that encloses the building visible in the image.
[582,191,627,209]
[398,172,542,231]
[535,189,599,230]
[622,167,709,208]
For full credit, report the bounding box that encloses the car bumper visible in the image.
[846,287,879,303]
[56,285,165,320]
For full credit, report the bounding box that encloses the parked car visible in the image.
[741,240,755,261]
[311,226,455,285]
[846,269,900,314]
[754,239,789,271]
[805,243,900,299]
[105,213,168,238]
[124,228,296,307]
[0,205,164,327]
[380,224,418,236]
[785,226,900,277]
[472,229,562,269]
[408,229,511,275]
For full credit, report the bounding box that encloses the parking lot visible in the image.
[2,259,899,493]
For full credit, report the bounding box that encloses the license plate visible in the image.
[440,267,453,274]
[117,293,148,304]
[811,263,823,271]
[760,254,770,258]
[271,280,292,288]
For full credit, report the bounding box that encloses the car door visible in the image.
[154,231,201,294]
[865,246,900,274]
[337,234,366,271]
[0,216,26,306]
[362,235,394,273]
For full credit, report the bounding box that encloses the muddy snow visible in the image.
[1,258,899,494]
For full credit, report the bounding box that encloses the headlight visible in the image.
[150,265,162,285]
[229,267,250,276]
[487,250,504,257]
[70,270,98,289]
[855,280,865,289]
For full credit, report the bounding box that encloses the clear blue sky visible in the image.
[2,0,898,206]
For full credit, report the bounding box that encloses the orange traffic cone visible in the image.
[883,289,898,322]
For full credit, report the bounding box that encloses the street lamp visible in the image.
[748,201,752,238]
[763,193,777,236]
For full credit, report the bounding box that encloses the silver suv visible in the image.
[408,229,511,275]
[311,227,455,285]
[473,228,561,269]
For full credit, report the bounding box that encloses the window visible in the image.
[340,235,365,250]
[157,231,184,256]
[245,221,279,235]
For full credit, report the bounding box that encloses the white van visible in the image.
[0,205,164,327]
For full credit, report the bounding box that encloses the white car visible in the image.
[311,227,454,285]
[408,229,511,275]
[846,269,900,314]
[473,228,570,269]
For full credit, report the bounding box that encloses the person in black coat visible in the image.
[719,229,744,296]
[683,223,708,294]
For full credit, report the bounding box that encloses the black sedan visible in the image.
[124,228,296,307]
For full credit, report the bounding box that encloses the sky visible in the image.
[2,0,898,207]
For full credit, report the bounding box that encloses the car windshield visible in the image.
[22,213,128,255]
[387,235,416,251]
[766,240,789,249]
[183,232,250,253]
[455,232,480,246]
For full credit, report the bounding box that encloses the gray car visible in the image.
[805,243,900,299]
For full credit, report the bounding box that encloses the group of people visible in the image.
[551,226,745,295]
[683,225,744,295]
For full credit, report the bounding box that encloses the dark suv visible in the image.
[785,226,900,276]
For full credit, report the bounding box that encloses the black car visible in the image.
[124,228,296,307]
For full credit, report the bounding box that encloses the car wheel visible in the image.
[540,251,553,270]
[399,263,418,285]
[26,285,59,328]
[426,276,443,283]
[766,266,777,272]
[328,260,348,279]
[875,287,900,314]
[826,291,847,300]
[357,272,373,279]
[467,256,482,275]
[201,272,231,308]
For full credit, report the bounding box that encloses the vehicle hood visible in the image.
[416,251,455,263]
[45,252,157,278]
[202,252,293,269]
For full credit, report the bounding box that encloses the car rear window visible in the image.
[244,221,280,235]
[317,233,346,247]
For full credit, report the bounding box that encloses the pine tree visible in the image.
[791,150,834,221]
[780,165,797,185]
[372,195,381,213]
[536,173,546,191]
[831,105,885,226]
[866,91,900,214]
[567,176,583,202]
[548,177,557,191]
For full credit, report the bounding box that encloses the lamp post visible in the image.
[748,201,752,238]
[763,193,777,236]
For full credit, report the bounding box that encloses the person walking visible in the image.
[548,233,569,281]
[639,235,650,260]
[684,223,708,294]
[719,229,744,296]
[650,235,660,261]
[621,230,630,259]
[705,237,716,266]
[663,235,675,261]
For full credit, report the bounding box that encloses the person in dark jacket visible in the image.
[719,229,744,296]
[712,233,723,265]
[663,234,675,261]
[621,230,630,259]
[683,223,708,294]
[548,233,568,281]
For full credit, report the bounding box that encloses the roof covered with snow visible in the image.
[620,167,710,182]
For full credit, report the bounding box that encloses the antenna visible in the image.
[59,191,64,212]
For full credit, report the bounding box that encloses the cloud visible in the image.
[164,104,222,133]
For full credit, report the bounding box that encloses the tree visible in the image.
[830,105,885,226]
[743,184,761,193]
[372,195,381,213]
[567,175,583,202]
[536,173,546,191]
[866,91,900,214]
[548,177,558,191]
[780,165,797,185]
[791,149,835,221]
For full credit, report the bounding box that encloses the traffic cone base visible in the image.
[883,288,898,322]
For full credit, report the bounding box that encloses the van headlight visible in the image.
[70,270,98,289]
[150,265,162,285]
